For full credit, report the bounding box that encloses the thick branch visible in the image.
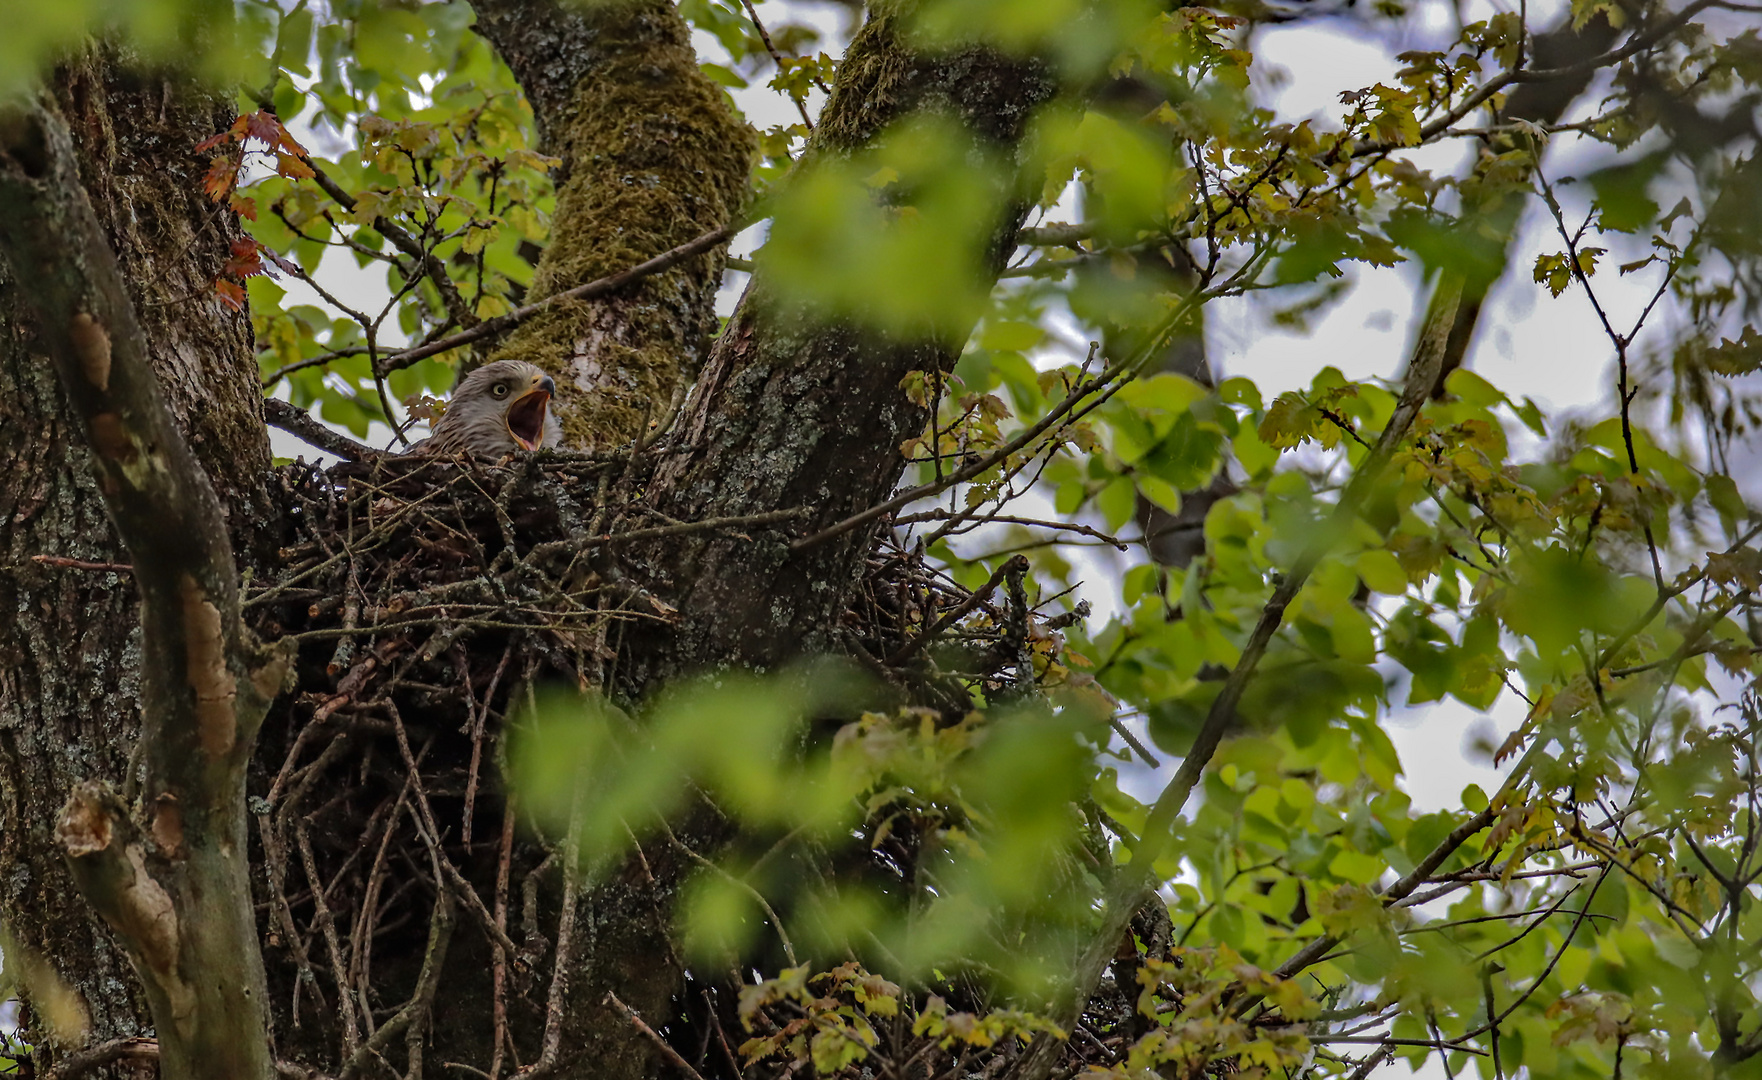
[635,0,1062,680]
[263,398,379,461]
[0,100,277,1080]
[41,1035,160,1080]
[0,103,283,774]
[471,0,756,450]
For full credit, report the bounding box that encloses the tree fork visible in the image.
[0,101,284,1080]
[638,0,1063,680]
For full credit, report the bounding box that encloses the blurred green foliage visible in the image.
[0,0,237,99]
[513,666,1117,991]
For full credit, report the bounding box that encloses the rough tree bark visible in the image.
[424,5,756,1077]
[637,0,1062,680]
[0,55,274,1077]
[0,8,1659,1080]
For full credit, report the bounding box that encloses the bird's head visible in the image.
[427,360,561,457]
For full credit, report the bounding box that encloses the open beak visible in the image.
[506,375,555,451]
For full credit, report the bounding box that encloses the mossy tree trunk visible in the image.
[462,5,756,1077]
[471,0,754,451]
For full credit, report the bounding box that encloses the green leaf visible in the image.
[1706,326,1762,376]
[1118,373,1205,415]
[1095,475,1137,531]
[979,320,1045,352]
[1443,368,1506,408]
[1354,550,1409,595]
[1514,396,1548,437]
[1329,848,1387,885]
[1708,473,1747,522]
[1588,153,1665,233]
[1136,475,1183,515]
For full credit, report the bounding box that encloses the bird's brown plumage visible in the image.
[414,360,562,458]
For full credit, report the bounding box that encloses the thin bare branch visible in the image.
[265,398,381,461]
[376,220,752,376]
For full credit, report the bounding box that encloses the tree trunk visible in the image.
[0,7,1076,1079]
[471,0,754,450]
[449,6,757,1077]
[0,52,272,1075]
[637,2,1061,681]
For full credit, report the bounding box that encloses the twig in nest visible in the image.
[41,1036,159,1080]
[461,641,515,845]
[887,554,1027,666]
[490,795,518,1080]
[519,774,587,1080]
[337,850,456,1080]
[661,822,797,967]
[586,506,809,547]
[28,553,133,574]
[385,701,524,963]
[605,992,710,1080]
[295,815,362,1056]
[350,769,419,1040]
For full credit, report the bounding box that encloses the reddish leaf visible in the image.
[202,155,242,202]
[276,127,310,158]
[214,279,246,311]
[229,194,259,221]
[264,250,300,277]
[244,109,282,145]
[222,237,267,279]
[193,115,247,153]
[275,152,316,180]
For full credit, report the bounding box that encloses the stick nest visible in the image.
[243,449,1092,1075]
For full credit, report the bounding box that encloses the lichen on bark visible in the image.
[474,0,755,451]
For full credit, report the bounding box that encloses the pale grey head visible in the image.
[416,360,563,458]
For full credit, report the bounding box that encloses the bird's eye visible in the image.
[492,383,510,398]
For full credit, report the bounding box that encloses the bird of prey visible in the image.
[414,359,562,458]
